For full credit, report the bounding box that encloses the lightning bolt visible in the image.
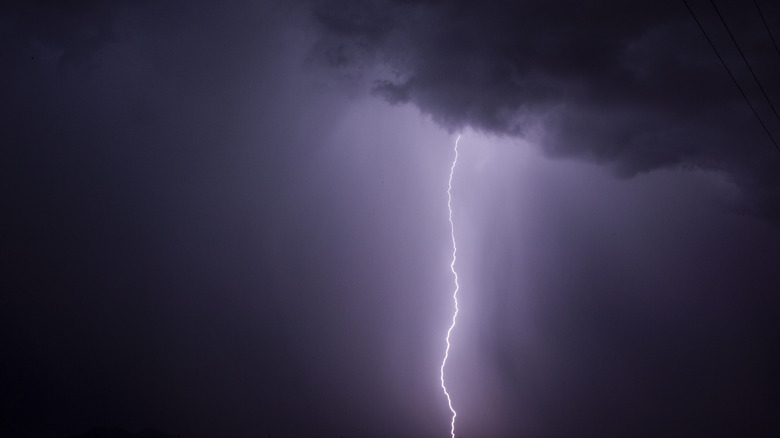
[440,134,461,438]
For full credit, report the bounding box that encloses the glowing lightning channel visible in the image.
[440,134,461,438]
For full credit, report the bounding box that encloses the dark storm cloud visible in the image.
[308,0,780,221]
[307,2,780,436]
[4,1,780,437]
[0,0,126,77]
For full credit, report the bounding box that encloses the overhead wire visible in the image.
[708,0,780,126]
[753,0,780,60]
[682,0,780,152]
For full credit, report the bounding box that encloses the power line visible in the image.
[682,0,780,152]
[709,0,780,126]
[753,0,780,60]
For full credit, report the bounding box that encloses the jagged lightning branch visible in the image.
[440,134,461,438]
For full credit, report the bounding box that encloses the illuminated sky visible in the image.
[3,1,780,437]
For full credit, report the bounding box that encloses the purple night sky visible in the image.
[3,1,780,437]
